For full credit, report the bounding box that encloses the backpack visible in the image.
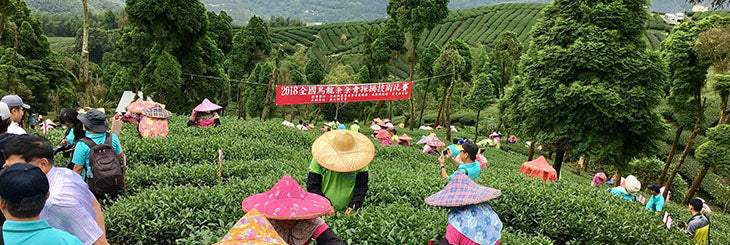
[79,133,124,196]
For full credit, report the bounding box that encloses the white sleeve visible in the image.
[43,204,103,245]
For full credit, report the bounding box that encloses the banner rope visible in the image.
[182,72,456,86]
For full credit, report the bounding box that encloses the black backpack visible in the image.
[79,133,124,196]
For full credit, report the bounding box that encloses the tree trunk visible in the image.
[682,163,711,206]
[553,150,565,179]
[376,101,384,118]
[408,40,418,130]
[303,104,309,121]
[261,45,283,121]
[664,111,703,200]
[226,79,232,116]
[547,152,552,160]
[499,63,506,99]
[659,125,683,185]
[445,64,456,142]
[0,14,7,39]
[474,110,481,141]
[434,87,448,127]
[719,93,728,125]
[310,105,322,124]
[576,155,585,175]
[389,101,393,120]
[614,170,622,187]
[527,142,535,161]
[79,0,90,98]
[418,79,430,127]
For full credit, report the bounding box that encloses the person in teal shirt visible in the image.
[439,141,481,181]
[71,110,123,181]
[607,175,641,202]
[645,184,664,214]
[0,163,82,245]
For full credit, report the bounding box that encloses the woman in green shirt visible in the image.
[306,130,375,215]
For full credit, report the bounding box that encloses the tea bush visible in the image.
[94,117,730,244]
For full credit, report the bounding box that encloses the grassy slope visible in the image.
[40,116,728,244]
[263,3,672,79]
[47,36,75,55]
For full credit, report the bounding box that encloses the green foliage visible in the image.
[80,117,730,244]
[444,39,472,82]
[628,157,665,183]
[386,0,450,44]
[268,15,305,28]
[141,48,182,105]
[305,56,324,84]
[465,72,497,111]
[491,31,522,97]
[245,62,272,117]
[664,16,730,127]
[433,49,465,86]
[695,125,730,166]
[503,0,668,172]
[207,11,234,55]
[417,42,442,78]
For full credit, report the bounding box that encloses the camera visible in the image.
[442,149,449,156]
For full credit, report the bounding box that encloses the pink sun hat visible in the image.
[425,172,502,207]
[191,98,222,121]
[426,138,445,147]
[242,175,334,220]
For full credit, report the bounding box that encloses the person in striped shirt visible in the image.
[3,135,109,245]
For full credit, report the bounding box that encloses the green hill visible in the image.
[262,3,671,79]
[25,0,123,15]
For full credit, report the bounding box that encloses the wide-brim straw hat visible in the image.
[373,118,383,123]
[242,175,334,220]
[399,134,412,141]
[624,175,641,194]
[425,172,502,207]
[311,130,375,172]
[142,104,172,119]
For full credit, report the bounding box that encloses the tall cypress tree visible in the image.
[503,0,667,180]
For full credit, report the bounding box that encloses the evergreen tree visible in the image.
[503,0,668,180]
[466,72,497,141]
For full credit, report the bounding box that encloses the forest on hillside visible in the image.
[22,0,723,23]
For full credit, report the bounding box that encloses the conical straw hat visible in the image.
[311,130,375,172]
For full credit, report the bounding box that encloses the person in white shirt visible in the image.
[1,95,30,135]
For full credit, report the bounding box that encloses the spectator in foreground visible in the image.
[644,184,664,214]
[0,163,82,244]
[0,102,17,165]
[0,95,30,135]
[426,172,502,245]
[72,109,122,181]
[242,175,344,245]
[682,198,710,245]
[4,135,109,245]
[439,141,481,181]
[307,130,373,213]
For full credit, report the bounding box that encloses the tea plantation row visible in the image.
[264,3,672,80]
[37,116,729,244]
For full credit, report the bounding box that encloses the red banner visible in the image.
[276,81,413,105]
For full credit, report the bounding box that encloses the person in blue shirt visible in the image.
[438,141,481,181]
[0,163,82,245]
[71,110,123,182]
[645,184,664,214]
[55,109,86,169]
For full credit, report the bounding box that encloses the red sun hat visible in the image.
[242,175,334,220]
[375,129,391,140]
[425,172,502,207]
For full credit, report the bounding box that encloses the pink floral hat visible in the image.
[242,175,334,220]
[425,172,502,207]
[191,99,222,121]
[426,138,445,147]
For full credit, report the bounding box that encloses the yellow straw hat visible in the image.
[311,130,375,172]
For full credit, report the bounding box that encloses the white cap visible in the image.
[0,102,10,120]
